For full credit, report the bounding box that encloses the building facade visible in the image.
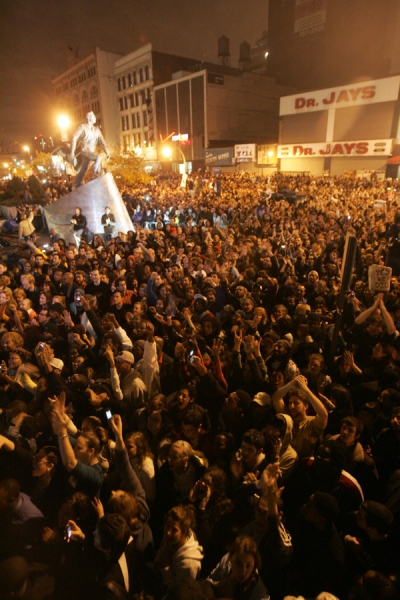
[267,0,400,91]
[278,75,400,176]
[154,67,290,171]
[52,47,122,147]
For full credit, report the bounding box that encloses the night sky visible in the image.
[0,0,269,147]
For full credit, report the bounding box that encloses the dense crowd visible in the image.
[1,171,400,600]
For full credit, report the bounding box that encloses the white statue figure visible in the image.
[70,111,110,188]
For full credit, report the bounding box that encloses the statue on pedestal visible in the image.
[69,111,110,188]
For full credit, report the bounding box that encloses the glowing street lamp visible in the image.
[162,144,186,173]
[162,146,172,159]
[58,114,70,142]
[23,145,30,153]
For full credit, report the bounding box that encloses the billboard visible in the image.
[278,139,392,158]
[294,0,328,37]
[205,148,234,166]
[234,144,256,162]
[280,75,400,116]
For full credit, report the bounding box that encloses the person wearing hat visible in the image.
[111,349,147,411]
[272,374,328,460]
[192,294,211,324]
[266,339,300,383]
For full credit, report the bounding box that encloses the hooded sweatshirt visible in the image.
[276,413,299,481]
[156,531,203,588]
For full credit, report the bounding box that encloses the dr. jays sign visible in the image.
[278,139,392,158]
[280,76,400,116]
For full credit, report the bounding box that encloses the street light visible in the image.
[58,115,70,142]
[162,144,186,173]
[23,145,30,153]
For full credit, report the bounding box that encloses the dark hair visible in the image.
[228,535,261,570]
[242,428,264,451]
[96,514,131,560]
[182,408,203,428]
[330,384,353,413]
[341,416,363,437]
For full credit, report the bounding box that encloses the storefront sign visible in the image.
[234,144,256,161]
[294,0,327,38]
[280,76,400,116]
[278,139,392,158]
[205,148,233,166]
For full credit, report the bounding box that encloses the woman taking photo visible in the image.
[51,392,103,498]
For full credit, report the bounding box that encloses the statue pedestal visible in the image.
[43,173,133,244]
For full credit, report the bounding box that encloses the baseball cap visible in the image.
[50,358,64,371]
[252,392,272,407]
[114,351,135,364]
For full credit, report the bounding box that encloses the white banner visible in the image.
[280,75,400,116]
[278,139,392,158]
[234,144,256,160]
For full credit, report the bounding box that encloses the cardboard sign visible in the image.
[368,265,392,291]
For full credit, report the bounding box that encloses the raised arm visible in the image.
[354,293,381,325]
[294,375,328,431]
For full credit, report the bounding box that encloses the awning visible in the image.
[387,155,400,164]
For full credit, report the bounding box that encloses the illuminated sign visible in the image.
[234,144,256,161]
[280,76,400,115]
[278,139,392,158]
[172,134,189,141]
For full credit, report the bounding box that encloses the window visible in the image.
[129,94,134,108]
[90,86,98,99]
[117,78,121,91]
[137,113,141,128]
[119,98,124,112]
[139,67,143,83]
[135,93,139,106]
[141,90,146,105]
[143,111,147,126]
[128,73,132,87]
[124,96,128,110]
[138,132,141,144]
[74,93,79,105]
[82,90,88,103]
[133,71,137,85]
[122,76,126,89]
[121,116,126,131]
[145,65,150,80]
[132,114,136,129]
[146,88,151,101]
